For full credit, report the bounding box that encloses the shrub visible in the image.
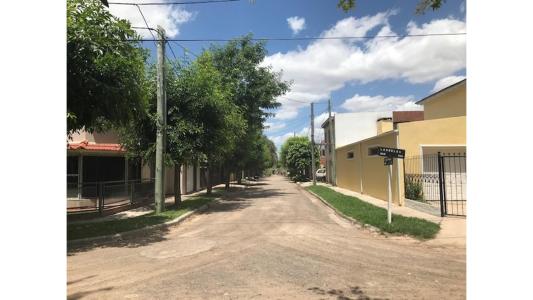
[291,173,309,182]
[405,181,424,201]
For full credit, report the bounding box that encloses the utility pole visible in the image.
[311,103,316,185]
[329,99,336,186]
[327,99,332,184]
[155,26,166,214]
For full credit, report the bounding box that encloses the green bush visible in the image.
[405,181,424,201]
[291,173,309,182]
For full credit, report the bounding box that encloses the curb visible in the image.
[298,185,384,235]
[67,200,216,246]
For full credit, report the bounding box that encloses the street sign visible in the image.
[368,146,405,158]
[367,146,406,224]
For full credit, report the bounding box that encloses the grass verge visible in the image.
[67,192,219,241]
[307,185,440,239]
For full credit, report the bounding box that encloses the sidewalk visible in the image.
[68,183,243,225]
[301,181,466,248]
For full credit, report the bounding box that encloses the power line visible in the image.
[134,32,466,42]
[131,26,156,31]
[170,41,199,58]
[279,96,328,105]
[279,96,307,104]
[108,0,241,5]
[135,4,182,73]
[135,4,157,40]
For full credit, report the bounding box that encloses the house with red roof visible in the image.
[67,129,207,214]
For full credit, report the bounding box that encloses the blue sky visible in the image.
[108,0,466,150]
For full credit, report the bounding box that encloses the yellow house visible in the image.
[335,79,466,207]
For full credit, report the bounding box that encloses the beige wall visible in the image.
[335,132,403,205]
[423,83,466,120]
[376,119,393,135]
[69,129,120,144]
[336,144,361,193]
[397,116,466,158]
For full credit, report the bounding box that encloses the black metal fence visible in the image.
[404,152,466,217]
[67,179,155,218]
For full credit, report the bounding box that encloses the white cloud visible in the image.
[287,16,306,35]
[262,12,466,120]
[268,125,312,150]
[341,94,422,112]
[108,1,195,38]
[313,112,337,143]
[431,75,466,93]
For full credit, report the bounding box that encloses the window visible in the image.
[367,144,380,157]
[346,151,354,159]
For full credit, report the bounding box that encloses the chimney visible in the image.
[376,117,393,134]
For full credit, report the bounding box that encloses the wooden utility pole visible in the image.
[327,99,332,184]
[328,99,336,186]
[311,103,316,185]
[155,26,166,214]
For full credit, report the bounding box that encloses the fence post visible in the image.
[437,152,446,217]
[98,182,104,215]
[130,181,135,205]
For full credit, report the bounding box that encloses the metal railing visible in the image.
[404,152,466,216]
[67,179,155,216]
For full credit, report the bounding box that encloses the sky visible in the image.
[107,0,466,150]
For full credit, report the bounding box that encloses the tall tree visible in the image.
[119,51,245,202]
[67,0,147,134]
[209,35,290,184]
[181,51,247,194]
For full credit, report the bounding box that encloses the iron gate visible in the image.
[404,152,466,217]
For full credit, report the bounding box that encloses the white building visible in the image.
[321,112,392,184]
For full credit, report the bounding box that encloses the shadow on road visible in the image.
[67,275,97,285]
[67,225,171,256]
[308,286,388,300]
[67,286,114,300]
[67,182,285,255]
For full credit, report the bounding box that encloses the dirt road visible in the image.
[68,175,465,299]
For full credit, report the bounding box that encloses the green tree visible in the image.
[242,134,278,177]
[280,136,319,182]
[119,52,244,202]
[337,0,446,14]
[190,52,247,194]
[67,0,147,134]
[210,35,290,185]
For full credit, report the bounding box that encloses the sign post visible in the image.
[386,159,393,224]
[369,146,405,224]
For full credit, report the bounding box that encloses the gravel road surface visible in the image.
[68,175,465,299]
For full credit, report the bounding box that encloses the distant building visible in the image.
[321,112,393,185]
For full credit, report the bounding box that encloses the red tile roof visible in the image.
[67,140,125,152]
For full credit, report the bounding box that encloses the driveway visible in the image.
[68,175,465,299]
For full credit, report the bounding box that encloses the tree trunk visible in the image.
[174,163,181,207]
[206,165,212,195]
[225,168,230,190]
[237,170,242,185]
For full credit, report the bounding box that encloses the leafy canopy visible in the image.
[337,0,446,14]
[209,35,290,174]
[280,136,319,181]
[67,0,147,134]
